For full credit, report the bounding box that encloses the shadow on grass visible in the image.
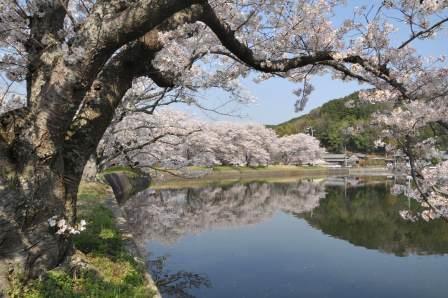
[18,185,156,298]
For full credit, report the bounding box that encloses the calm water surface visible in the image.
[122,177,448,298]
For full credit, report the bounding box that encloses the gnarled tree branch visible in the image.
[62,6,205,221]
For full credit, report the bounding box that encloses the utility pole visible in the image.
[305,126,314,137]
[344,145,347,167]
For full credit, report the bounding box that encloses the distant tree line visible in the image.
[98,109,325,171]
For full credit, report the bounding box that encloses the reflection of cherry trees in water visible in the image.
[122,180,325,297]
[148,255,211,298]
[123,180,326,245]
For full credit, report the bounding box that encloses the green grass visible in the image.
[211,165,322,172]
[99,166,144,178]
[359,158,386,167]
[14,182,156,298]
[152,165,332,189]
[163,164,326,176]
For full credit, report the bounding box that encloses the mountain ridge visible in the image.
[269,92,387,153]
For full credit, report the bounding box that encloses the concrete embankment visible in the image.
[103,172,150,204]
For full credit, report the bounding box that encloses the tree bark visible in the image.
[0,5,206,293]
[62,5,204,224]
[0,147,71,292]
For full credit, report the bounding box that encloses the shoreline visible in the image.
[104,196,161,297]
[151,166,391,189]
[13,182,160,297]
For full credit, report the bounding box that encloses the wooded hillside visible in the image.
[270,92,387,153]
[271,92,448,154]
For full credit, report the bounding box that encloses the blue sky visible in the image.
[1,1,446,124]
[176,0,448,125]
[177,74,364,125]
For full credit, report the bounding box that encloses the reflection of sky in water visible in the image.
[123,179,448,298]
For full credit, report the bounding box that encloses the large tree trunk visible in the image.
[0,3,207,294]
[0,43,84,292]
[0,139,72,294]
[0,31,165,298]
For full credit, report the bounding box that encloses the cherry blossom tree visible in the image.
[98,108,323,171]
[98,108,203,171]
[0,0,446,285]
[274,133,325,165]
[351,3,448,222]
[206,122,278,167]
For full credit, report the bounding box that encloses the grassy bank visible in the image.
[152,165,346,189]
[11,182,156,298]
[151,175,330,190]
[98,164,388,190]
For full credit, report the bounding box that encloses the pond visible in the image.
[121,177,448,298]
